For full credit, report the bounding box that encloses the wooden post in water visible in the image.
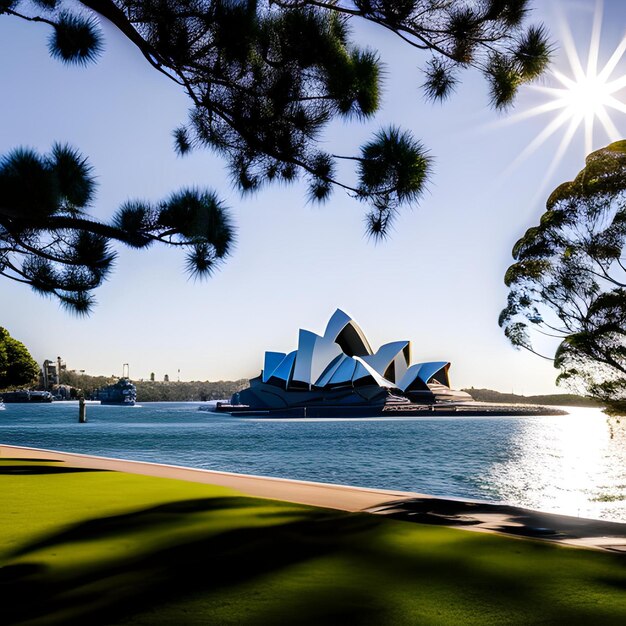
[78,394,87,423]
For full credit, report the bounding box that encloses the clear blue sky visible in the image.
[1,1,625,393]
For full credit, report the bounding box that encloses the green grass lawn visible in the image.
[1,457,626,625]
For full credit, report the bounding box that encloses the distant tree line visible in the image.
[59,369,246,401]
[59,370,117,396]
[134,379,247,402]
[463,388,602,408]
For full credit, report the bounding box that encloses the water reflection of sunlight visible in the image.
[481,407,626,521]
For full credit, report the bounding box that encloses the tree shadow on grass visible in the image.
[3,496,623,625]
[369,497,626,541]
[0,465,109,475]
[0,458,63,463]
[6,497,316,558]
[0,497,382,625]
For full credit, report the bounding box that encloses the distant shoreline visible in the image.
[461,387,602,408]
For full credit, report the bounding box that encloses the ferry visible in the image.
[1,390,53,403]
[95,378,137,406]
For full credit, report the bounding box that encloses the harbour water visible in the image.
[1,402,625,522]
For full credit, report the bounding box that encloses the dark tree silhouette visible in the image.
[0,326,40,389]
[500,141,626,409]
[1,0,552,311]
[0,145,234,313]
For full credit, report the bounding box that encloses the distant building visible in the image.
[42,356,66,389]
[225,309,471,416]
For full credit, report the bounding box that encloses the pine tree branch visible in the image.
[7,233,92,267]
[0,269,31,285]
[5,9,57,28]
[78,0,185,86]
[38,215,142,245]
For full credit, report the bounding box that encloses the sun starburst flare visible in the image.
[486,0,626,205]
[531,0,626,157]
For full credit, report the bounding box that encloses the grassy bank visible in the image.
[2,458,626,625]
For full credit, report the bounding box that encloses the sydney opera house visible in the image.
[218,309,473,417]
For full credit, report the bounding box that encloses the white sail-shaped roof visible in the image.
[324,309,373,356]
[314,354,346,388]
[257,310,453,393]
[262,352,286,383]
[418,361,450,386]
[327,355,358,386]
[361,341,410,384]
[397,361,450,392]
[268,350,297,385]
[292,329,343,388]
[352,356,396,388]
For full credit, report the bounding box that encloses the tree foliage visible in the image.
[1,0,552,310]
[500,141,626,408]
[0,145,234,313]
[0,326,40,390]
[133,378,248,402]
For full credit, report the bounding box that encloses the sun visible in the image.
[532,0,626,158]
[554,68,618,122]
[489,0,626,203]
